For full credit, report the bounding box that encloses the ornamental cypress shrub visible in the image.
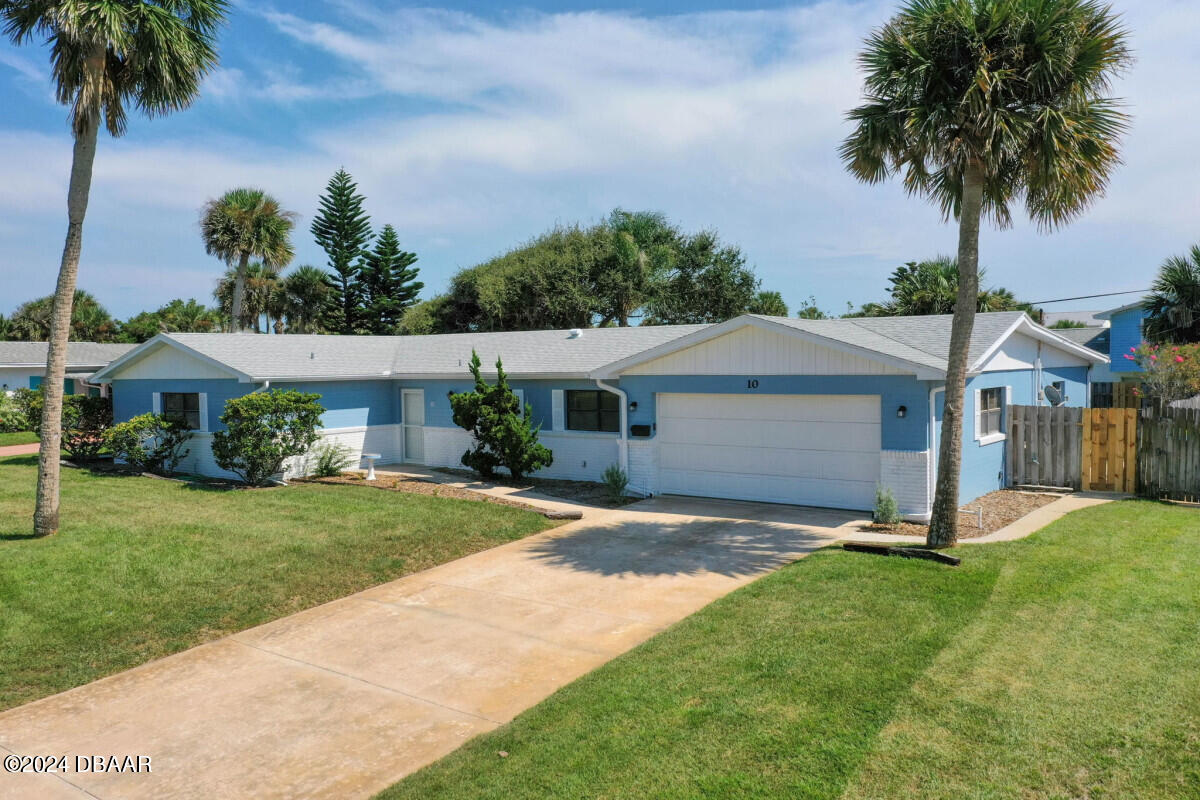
[450,351,552,480]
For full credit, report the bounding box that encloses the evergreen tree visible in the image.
[311,169,372,334]
[360,224,423,334]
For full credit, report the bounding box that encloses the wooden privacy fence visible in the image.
[1082,408,1137,493]
[1007,405,1082,489]
[1138,406,1200,502]
[1007,406,1137,492]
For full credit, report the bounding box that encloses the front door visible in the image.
[402,389,425,463]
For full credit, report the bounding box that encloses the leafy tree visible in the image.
[281,265,331,333]
[398,296,452,336]
[1144,245,1200,344]
[747,291,789,317]
[596,209,677,326]
[211,389,324,486]
[0,314,10,340]
[360,225,422,334]
[200,188,295,333]
[29,393,112,462]
[1049,319,1088,329]
[312,169,372,334]
[841,0,1130,546]
[450,351,552,480]
[3,0,227,536]
[643,230,758,324]
[8,290,117,341]
[105,413,192,475]
[856,257,1030,317]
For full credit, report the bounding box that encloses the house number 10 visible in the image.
[746,379,760,389]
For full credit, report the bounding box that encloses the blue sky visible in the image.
[1,0,1197,321]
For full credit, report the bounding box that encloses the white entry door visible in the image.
[656,393,881,510]
[402,389,425,463]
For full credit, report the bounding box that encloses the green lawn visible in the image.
[381,501,1200,800]
[0,455,553,710]
[0,431,38,446]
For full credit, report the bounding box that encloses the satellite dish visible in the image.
[1043,384,1065,406]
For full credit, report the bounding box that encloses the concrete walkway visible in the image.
[845,492,1119,545]
[0,497,856,800]
[0,443,39,458]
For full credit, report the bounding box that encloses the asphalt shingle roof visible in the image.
[754,311,1028,371]
[0,341,135,367]
[109,311,1096,382]
[164,325,709,380]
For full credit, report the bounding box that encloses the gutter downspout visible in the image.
[595,379,629,477]
[927,383,945,521]
[252,380,271,393]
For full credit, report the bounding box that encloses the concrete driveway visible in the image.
[0,496,861,800]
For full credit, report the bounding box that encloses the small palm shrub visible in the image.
[450,350,552,480]
[308,441,354,477]
[873,485,902,526]
[211,389,324,486]
[602,464,629,504]
[105,414,192,475]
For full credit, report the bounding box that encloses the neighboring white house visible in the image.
[0,342,135,397]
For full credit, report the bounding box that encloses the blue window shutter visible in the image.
[152,392,162,415]
[29,376,42,390]
[552,390,564,431]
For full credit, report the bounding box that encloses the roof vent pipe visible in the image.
[568,329,583,339]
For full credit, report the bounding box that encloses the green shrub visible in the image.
[211,389,324,486]
[450,350,552,480]
[601,464,629,503]
[873,485,902,526]
[308,441,354,477]
[28,393,112,461]
[105,413,192,475]
[1,387,39,432]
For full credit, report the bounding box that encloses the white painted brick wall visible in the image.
[880,449,930,521]
[420,427,619,483]
[627,440,658,496]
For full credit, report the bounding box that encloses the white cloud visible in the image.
[1,0,1196,318]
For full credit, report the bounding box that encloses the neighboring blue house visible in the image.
[91,312,1106,520]
[1095,301,1151,376]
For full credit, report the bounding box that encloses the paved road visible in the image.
[0,496,859,800]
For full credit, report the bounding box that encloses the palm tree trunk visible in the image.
[230,251,249,333]
[33,113,101,536]
[927,157,984,547]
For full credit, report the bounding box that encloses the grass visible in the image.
[0,431,37,446]
[0,455,553,710]
[381,500,1200,800]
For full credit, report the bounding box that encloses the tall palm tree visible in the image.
[282,265,330,333]
[214,262,280,333]
[2,0,226,536]
[200,188,295,332]
[1144,245,1200,344]
[841,0,1130,546]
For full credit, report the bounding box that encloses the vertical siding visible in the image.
[1108,308,1147,374]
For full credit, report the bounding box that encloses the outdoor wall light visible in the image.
[897,405,907,418]
[628,401,638,412]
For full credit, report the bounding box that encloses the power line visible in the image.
[1027,288,1148,305]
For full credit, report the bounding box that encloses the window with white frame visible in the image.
[979,387,1003,438]
[162,392,201,430]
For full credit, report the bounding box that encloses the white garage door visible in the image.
[656,393,881,510]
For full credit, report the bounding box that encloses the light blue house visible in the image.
[91,312,1106,520]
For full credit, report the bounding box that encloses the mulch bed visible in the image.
[302,473,550,514]
[432,468,636,508]
[860,489,1062,539]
